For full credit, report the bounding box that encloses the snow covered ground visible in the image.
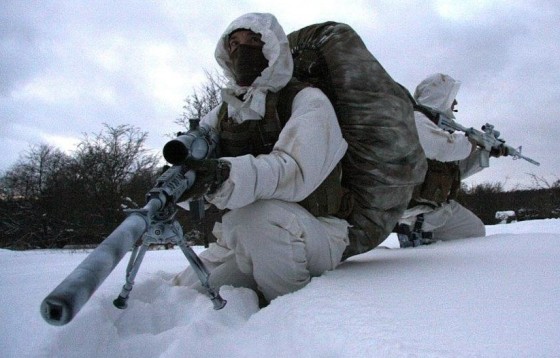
[1,219,559,357]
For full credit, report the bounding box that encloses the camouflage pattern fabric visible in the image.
[287,22,427,259]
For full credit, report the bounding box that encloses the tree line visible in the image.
[456,178,560,224]
[0,124,161,249]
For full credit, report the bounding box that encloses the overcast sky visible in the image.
[2,0,559,189]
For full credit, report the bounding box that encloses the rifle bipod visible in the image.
[112,218,226,311]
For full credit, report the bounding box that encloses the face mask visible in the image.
[230,44,268,86]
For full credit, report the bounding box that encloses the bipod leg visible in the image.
[177,242,226,310]
[113,241,150,309]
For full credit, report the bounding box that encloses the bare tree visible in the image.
[73,124,158,191]
[0,144,72,248]
[1,144,70,199]
[526,173,560,190]
[71,124,160,230]
[175,69,225,130]
[0,124,161,249]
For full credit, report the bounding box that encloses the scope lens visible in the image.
[163,140,189,165]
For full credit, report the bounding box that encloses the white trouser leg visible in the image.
[172,229,258,292]
[422,200,485,240]
[221,199,349,301]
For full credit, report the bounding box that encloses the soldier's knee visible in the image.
[223,201,272,227]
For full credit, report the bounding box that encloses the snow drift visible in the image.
[1,219,559,357]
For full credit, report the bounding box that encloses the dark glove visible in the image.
[184,159,231,198]
[490,145,508,158]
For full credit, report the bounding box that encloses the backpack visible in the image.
[287,22,427,259]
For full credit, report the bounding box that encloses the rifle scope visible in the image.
[163,126,218,165]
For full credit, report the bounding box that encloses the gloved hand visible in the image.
[467,136,479,153]
[490,145,508,158]
[184,159,231,198]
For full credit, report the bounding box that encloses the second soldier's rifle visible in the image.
[437,114,540,168]
[40,119,226,326]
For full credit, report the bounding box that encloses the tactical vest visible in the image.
[411,104,461,207]
[217,79,345,217]
[411,159,460,207]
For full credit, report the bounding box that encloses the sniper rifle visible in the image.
[40,119,226,326]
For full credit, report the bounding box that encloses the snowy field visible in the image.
[1,219,559,357]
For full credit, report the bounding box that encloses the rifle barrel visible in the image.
[517,154,540,166]
[40,213,148,326]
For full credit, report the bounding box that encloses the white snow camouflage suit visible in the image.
[399,73,486,240]
[173,13,350,301]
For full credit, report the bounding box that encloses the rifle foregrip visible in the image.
[40,214,147,326]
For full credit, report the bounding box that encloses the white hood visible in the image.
[215,13,294,122]
[413,73,461,119]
